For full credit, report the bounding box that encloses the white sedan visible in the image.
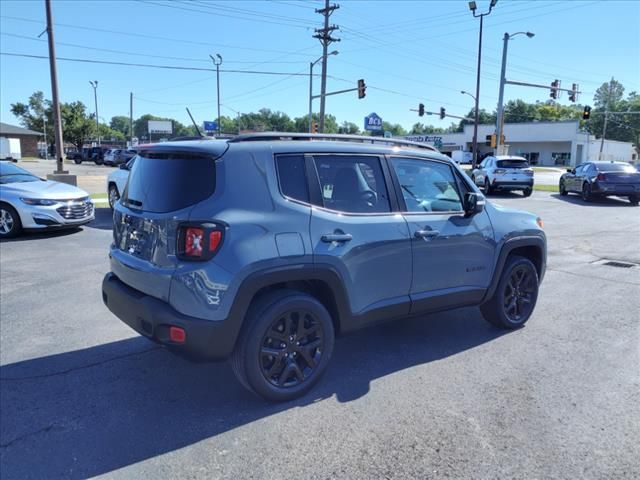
[0,162,94,238]
[107,156,135,209]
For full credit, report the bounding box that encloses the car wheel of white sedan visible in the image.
[108,184,120,210]
[0,204,22,238]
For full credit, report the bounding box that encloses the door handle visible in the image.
[414,229,439,239]
[321,233,353,243]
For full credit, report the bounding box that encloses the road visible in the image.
[1,192,639,479]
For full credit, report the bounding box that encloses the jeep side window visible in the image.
[391,157,463,213]
[275,154,310,203]
[310,155,390,213]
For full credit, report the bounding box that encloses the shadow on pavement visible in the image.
[0,308,507,479]
[550,193,635,207]
[87,207,114,230]
[0,227,82,243]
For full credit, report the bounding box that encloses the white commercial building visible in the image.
[406,121,636,167]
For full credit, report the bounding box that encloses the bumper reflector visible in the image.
[169,326,186,343]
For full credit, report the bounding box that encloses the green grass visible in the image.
[533,184,559,192]
[91,193,108,200]
[532,166,566,172]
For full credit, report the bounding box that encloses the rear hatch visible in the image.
[111,147,222,301]
[496,158,533,178]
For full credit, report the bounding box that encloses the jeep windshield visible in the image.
[121,152,216,213]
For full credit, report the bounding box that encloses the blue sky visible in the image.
[1,0,639,131]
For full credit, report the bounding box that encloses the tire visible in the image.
[523,187,532,197]
[581,182,592,202]
[74,158,82,164]
[480,255,539,329]
[95,159,104,165]
[0,203,23,239]
[559,180,567,196]
[108,184,120,210]
[629,195,640,206]
[484,178,493,195]
[231,290,335,402]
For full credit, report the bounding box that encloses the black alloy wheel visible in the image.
[502,264,536,324]
[480,255,539,329]
[559,180,567,196]
[259,310,324,389]
[231,290,335,402]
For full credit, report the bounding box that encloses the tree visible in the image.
[382,122,407,136]
[457,108,496,132]
[10,91,53,148]
[11,92,97,151]
[110,116,130,137]
[339,121,360,134]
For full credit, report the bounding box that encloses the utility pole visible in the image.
[210,54,222,137]
[314,0,340,133]
[42,115,48,160]
[129,92,133,146]
[89,80,99,146]
[599,77,614,160]
[44,0,66,177]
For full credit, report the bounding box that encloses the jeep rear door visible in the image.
[388,156,495,313]
[307,153,412,327]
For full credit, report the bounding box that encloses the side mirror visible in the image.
[566,168,573,173]
[463,192,484,217]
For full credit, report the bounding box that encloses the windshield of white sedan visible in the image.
[0,163,40,183]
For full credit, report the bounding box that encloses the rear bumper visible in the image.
[492,179,533,190]
[102,272,238,360]
[592,183,640,195]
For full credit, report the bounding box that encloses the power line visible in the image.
[0,52,317,76]
[0,15,316,57]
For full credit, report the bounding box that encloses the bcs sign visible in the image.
[364,112,383,131]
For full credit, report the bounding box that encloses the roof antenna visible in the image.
[186,107,203,137]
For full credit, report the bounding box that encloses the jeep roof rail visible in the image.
[227,132,440,152]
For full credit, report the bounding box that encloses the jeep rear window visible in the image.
[497,159,529,168]
[275,154,309,203]
[122,152,216,213]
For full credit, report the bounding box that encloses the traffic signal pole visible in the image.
[44,0,65,175]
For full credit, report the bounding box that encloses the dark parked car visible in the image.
[68,146,108,165]
[559,161,640,205]
[102,133,547,401]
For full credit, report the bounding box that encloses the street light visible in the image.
[495,31,535,154]
[210,53,223,136]
[460,90,476,102]
[469,0,497,168]
[89,80,100,146]
[309,50,338,133]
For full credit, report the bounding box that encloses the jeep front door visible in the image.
[389,156,495,313]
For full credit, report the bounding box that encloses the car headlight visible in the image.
[20,198,58,206]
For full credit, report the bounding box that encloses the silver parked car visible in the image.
[471,155,534,196]
[0,162,94,238]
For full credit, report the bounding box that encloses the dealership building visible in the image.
[406,121,636,167]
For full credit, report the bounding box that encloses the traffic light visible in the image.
[439,107,446,120]
[357,79,366,99]
[582,106,591,120]
[568,83,578,102]
[312,121,318,133]
[418,103,425,117]
[550,79,560,99]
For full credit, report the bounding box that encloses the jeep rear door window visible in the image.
[391,157,463,213]
[122,152,216,213]
[311,155,390,213]
[275,154,309,203]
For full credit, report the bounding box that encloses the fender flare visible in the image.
[483,236,546,302]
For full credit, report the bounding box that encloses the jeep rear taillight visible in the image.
[178,223,224,261]
[185,227,204,257]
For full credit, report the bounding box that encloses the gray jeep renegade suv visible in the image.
[102,133,546,401]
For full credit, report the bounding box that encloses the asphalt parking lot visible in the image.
[1,191,639,479]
